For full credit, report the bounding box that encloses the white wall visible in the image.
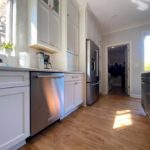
[15,0,38,68]
[85,6,101,46]
[102,24,150,98]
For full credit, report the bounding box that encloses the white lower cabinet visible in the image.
[64,81,75,114]
[0,71,30,150]
[74,81,83,106]
[63,74,84,118]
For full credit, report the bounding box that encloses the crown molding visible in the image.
[102,21,150,36]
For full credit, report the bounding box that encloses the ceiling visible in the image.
[85,0,150,35]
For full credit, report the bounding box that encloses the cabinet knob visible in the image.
[72,76,78,79]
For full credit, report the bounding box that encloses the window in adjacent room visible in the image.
[0,0,13,46]
[144,34,150,71]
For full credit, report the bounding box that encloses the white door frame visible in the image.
[105,41,132,95]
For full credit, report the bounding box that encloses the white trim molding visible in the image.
[103,21,150,36]
[104,41,132,96]
[130,94,141,99]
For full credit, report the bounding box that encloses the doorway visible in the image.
[107,44,130,96]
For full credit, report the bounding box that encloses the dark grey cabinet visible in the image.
[141,72,150,120]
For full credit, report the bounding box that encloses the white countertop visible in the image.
[0,66,84,74]
[141,71,150,74]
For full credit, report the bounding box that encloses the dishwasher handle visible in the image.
[36,75,64,79]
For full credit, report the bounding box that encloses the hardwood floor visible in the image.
[19,95,150,150]
[109,86,126,95]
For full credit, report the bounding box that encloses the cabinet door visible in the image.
[0,86,30,150]
[64,82,74,114]
[51,12,60,49]
[67,0,79,55]
[38,1,49,45]
[67,21,78,55]
[52,0,60,15]
[73,25,79,55]
[67,21,73,53]
[74,81,83,106]
[41,0,49,5]
[67,0,79,27]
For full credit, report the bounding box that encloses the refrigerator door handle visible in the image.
[94,61,96,71]
[95,50,99,76]
[90,82,99,86]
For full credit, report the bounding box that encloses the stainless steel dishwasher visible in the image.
[30,72,64,136]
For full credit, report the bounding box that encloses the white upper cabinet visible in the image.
[28,0,61,53]
[52,0,60,15]
[67,21,79,55]
[51,11,60,49]
[67,0,79,27]
[67,0,79,55]
[38,1,49,46]
[42,0,49,5]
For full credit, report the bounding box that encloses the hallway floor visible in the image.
[20,95,150,150]
[109,86,127,95]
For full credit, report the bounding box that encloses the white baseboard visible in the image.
[101,90,108,95]
[9,140,26,150]
[130,94,141,99]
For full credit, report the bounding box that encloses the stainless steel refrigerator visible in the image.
[86,39,100,105]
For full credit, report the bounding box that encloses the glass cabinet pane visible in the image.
[53,0,59,14]
[42,0,48,5]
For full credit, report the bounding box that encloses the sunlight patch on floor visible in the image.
[113,110,133,129]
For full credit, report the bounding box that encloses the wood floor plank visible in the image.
[19,95,150,150]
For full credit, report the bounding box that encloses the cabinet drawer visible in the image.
[64,74,83,82]
[0,71,29,88]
